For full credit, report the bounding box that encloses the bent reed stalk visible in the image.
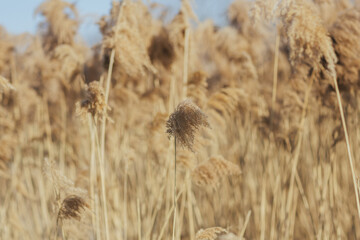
[332,74,360,221]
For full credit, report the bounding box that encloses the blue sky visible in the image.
[0,0,232,45]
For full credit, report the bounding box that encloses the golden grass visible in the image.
[1,0,360,239]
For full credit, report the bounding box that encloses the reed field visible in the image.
[1,0,360,239]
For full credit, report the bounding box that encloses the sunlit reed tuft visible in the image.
[166,99,210,151]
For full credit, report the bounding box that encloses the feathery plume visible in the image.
[281,0,337,76]
[0,27,13,74]
[168,0,197,51]
[187,71,208,108]
[196,227,228,240]
[192,156,241,187]
[330,8,360,88]
[76,81,109,121]
[166,99,210,151]
[43,158,88,197]
[57,195,89,223]
[102,0,157,83]
[207,88,250,127]
[35,0,79,49]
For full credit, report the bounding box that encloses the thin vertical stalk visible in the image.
[272,30,280,106]
[332,75,360,221]
[239,211,252,239]
[182,28,190,99]
[285,71,314,220]
[93,118,109,240]
[124,159,128,240]
[186,171,195,240]
[88,114,97,236]
[158,191,183,240]
[99,46,115,240]
[172,137,177,240]
[137,198,142,240]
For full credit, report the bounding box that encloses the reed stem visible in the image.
[332,75,360,221]
[172,137,177,240]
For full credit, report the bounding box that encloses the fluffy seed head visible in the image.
[330,8,360,87]
[57,195,89,222]
[76,81,108,121]
[192,156,241,187]
[281,0,337,76]
[196,227,228,240]
[166,99,210,151]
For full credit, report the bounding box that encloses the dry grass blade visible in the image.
[0,76,15,93]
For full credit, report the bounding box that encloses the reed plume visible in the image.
[0,27,13,74]
[101,0,157,91]
[76,81,109,121]
[166,99,210,151]
[57,195,89,222]
[281,0,337,76]
[195,227,228,240]
[187,71,208,108]
[35,0,79,50]
[192,156,241,187]
[330,8,360,89]
[43,158,87,197]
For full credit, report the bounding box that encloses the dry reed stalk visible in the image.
[99,49,115,240]
[331,74,360,221]
[87,113,97,236]
[285,70,314,224]
[260,176,266,240]
[172,135,177,240]
[177,183,187,240]
[92,116,108,240]
[137,198,142,240]
[76,80,110,238]
[271,29,280,106]
[182,28,190,99]
[295,171,317,237]
[167,99,210,240]
[157,190,184,240]
[186,170,195,240]
[269,176,280,240]
[328,10,360,219]
[239,210,251,240]
[0,76,15,93]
